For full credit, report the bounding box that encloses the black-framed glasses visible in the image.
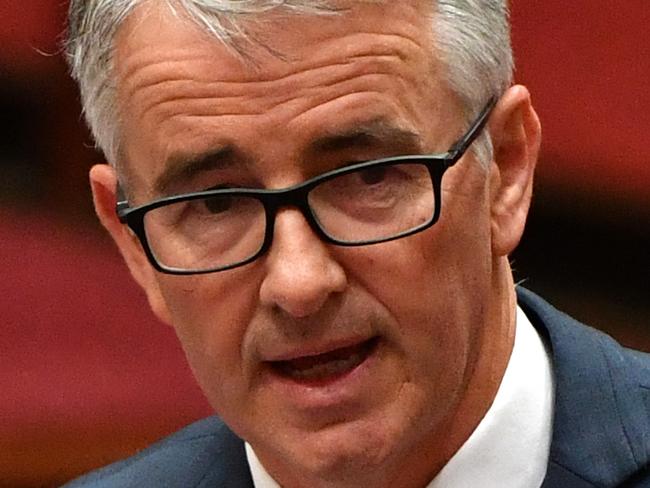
[117,98,496,275]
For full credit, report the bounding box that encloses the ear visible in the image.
[90,164,173,325]
[487,85,541,257]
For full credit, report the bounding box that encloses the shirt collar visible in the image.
[246,305,555,488]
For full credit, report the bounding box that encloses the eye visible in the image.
[358,166,389,185]
[203,195,234,214]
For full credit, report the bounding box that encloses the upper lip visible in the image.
[261,335,377,363]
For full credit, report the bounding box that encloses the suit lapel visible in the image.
[195,422,254,488]
[517,287,650,487]
[541,461,600,488]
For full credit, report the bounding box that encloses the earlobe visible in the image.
[488,85,541,257]
[90,164,173,325]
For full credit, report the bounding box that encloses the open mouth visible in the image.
[269,337,379,383]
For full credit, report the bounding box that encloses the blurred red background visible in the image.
[1,1,648,486]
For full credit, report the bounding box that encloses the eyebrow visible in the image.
[153,145,238,196]
[308,119,424,155]
[152,120,423,197]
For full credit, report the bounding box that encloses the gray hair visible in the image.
[66,0,512,168]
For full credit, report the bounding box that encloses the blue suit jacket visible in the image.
[65,288,650,487]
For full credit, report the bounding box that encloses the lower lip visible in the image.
[263,339,380,412]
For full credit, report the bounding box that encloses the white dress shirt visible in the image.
[246,306,555,488]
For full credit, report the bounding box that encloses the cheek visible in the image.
[342,206,492,385]
[348,215,491,321]
[156,271,260,406]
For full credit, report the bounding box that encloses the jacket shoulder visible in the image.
[625,347,650,387]
[64,416,251,488]
[625,347,650,428]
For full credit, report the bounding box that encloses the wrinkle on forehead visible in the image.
[126,55,421,131]
[116,28,438,142]
[118,28,426,94]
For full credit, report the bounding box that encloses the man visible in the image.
[64,1,650,487]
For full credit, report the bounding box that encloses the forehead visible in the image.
[113,1,455,195]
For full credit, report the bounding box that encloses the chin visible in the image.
[262,414,419,488]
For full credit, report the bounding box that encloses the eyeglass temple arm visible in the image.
[115,183,130,222]
[447,97,497,163]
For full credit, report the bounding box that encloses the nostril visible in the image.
[259,253,347,319]
[262,279,341,318]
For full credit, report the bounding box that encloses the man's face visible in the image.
[111,2,511,486]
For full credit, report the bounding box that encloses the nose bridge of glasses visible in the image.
[262,180,329,243]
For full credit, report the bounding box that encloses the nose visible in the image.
[259,208,347,318]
